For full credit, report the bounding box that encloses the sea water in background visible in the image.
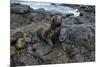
[11,0,80,17]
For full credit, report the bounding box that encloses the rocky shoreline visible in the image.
[10,2,95,66]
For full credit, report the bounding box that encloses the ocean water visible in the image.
[11,1,80,17]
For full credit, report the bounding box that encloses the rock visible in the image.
[10,55,25,66]
[31,32,41,44]
[41,47,69,64]
[11,4,30,14]
[59,24,95,61]
[50,3,57,5]
[68,54,85,63]
[62,15,95,26]
[28,31,53,57]
[79,5,95,13]
[24,37,31,43]
[23,8,50,22]
[66,13,74,17]
[62,18,75,25]
[80,13,95,24]
[84,6,95,13]
[62,17,82,25]
[79,11,94,17]
[11,3,21,7]
[23,33,32,43]
[23,13,37,22]
[11,14,30,29]
[35,9,50,21]
[27,41,52,57]
[16,38,26,49]
[59,4,70,6]
[74,17,88,24]
[11,46,16,55]
[29,8,35,13]
[35,8,46,13]
[11,31,24,45]
[50,11,62,17]
[31,12,50,22]
[59,4,79,9]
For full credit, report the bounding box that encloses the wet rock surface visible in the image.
[11,3,31,14]
[10,3,95,66]
[59,24,95,62]
[10,14,30,29]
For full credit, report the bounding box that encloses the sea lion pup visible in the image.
[51,15,62,31]
[50,15,62,44]
[36,15,62,45]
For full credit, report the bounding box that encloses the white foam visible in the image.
[15,1,80,17]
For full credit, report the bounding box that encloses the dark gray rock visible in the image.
[27,31,53,57]
[11,14,30,29]
[10,49,46,66]
[11,46,16,55]
[62,17,82,25]
[66,13,74,17]
[31,32,41,43]
[50,11,63,17]
[24,10,50,22]
[79,5,95,13]
[59,4,71,6]
[35,8,46,13]
[11,31,24,45]
[11,3,21,7]
[83,6,95,13]
[10,55,25,66]
[27,42,52,57]
[62,18,76,25]
[23,13,37,22]
[11,4,30,14]
[50,3,57,5]
[62,15,95,26]
[59,24,95,61]
[23,12,49,22]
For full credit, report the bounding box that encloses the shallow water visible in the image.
[11,1,80,17]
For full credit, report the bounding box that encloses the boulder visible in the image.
[79,5,95,13]
[27,42,52,57]
[11,46,16,55]
[66,13,74,17]
[59,24,95,61]
[62,17,82,25]
[11,3,21,7]
[11,4,30,14]
[16,38,27,49]
[11,31,24,45]
[27,31,53,57]
[25,10,50,22]
[35,8,46,13]
[10,14,30,29]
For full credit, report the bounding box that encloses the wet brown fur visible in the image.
[43,15,62,44]
[36,15,62,45]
